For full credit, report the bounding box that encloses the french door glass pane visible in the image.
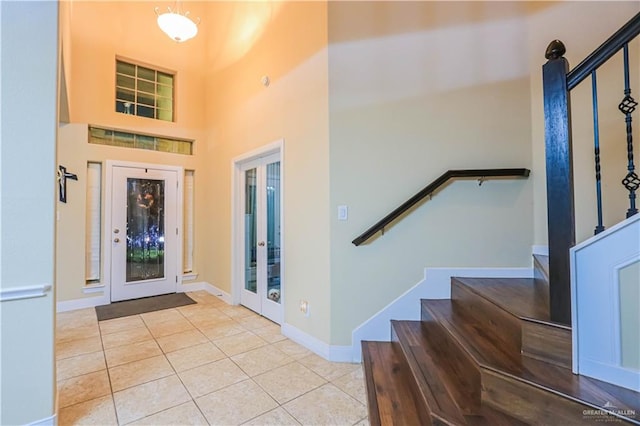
[266,162,281,304]
[245,169,257,293]
[126,178,165,282]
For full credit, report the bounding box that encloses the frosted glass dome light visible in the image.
[155,6,199,43]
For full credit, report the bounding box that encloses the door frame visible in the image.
[104,160,184,302]
[231,140,284,318]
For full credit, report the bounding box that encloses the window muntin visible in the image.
[116,60,174,122]
[89,126,193,155]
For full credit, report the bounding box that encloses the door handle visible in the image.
[114,238,120,243]
[113,228,120,234]
[258,241,265,247]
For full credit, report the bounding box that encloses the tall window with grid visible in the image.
[115,60,174,122]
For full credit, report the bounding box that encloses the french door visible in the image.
[240,153,282,324]
[110,165,179,302]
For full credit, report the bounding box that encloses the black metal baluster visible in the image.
[591,71,605,234]
[619,43,640,217]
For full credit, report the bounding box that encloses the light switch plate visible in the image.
[338,205,348,221]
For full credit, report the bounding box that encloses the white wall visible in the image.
[0,2,58,424]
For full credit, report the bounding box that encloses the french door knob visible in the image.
[114,238,120,243]
[258,241,265,247]
[113,228,120,234]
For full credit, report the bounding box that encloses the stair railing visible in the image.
[352,168,530,246]
[542,12,640,325]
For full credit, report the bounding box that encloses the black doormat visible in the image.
[95,293,196,321]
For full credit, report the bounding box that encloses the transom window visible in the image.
[115,60,174,122]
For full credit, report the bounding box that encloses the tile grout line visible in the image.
[57,293,369,425]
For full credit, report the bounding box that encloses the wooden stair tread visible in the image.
[424,299,521,370]
[423,299,640,422]
[392,320,528,425]
[392,320,468,424]
[452,277,555,323]
[361,341,431,426]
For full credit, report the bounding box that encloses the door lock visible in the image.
[114,238,120,243]
[258,241,266,247]
[113,228,120,234]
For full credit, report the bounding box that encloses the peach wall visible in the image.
[67,1,206,141]
[204,1,331,342]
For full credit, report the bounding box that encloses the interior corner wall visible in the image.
[1,2,58,424]
[528,2,640,247]
[327,1,535,345]
[204,2,331,342]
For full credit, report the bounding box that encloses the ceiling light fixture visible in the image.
[155,2,200,43]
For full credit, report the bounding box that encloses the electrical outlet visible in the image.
[299,300,309,317]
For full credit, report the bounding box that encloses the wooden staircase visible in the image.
[362,257,640,425]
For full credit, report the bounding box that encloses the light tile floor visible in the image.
[56,291,370,426]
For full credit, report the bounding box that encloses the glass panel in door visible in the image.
[244,168,257,294]
[266,161,281,304]
[126,178,165,282]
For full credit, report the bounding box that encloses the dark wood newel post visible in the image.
[542,40,574,326]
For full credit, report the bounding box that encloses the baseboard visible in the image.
[57,294,109,313]
[57,282,231,313]
[178,281,205,293]
[281,323,353,363]
[351,266,533,362]
[180,281,232,305]
[28,413,56,426]
[532,245,549,256]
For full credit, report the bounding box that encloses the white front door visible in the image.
[240,153,282,324]
[110,165,179,302]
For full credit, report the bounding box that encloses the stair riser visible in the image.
[482,369,594,425]
[451,279,522,356]
[522,320,572,369]
[420,310,482,414]
[533,254,550,309]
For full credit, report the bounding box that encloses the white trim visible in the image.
[281,323,353,363]
[180,281,232,304]
[57,281,230,313]
[532,245,549,256]
[182,272,198,281]
[350,266,533,362]
[203,282,233,305]
[0,284,52,302]
[232,140,283,164]
[28,413,56,426]
[178,281,205,293]
[104,160,184,302]
[231,140,284,314]
[57,294,109,312]
[570,213,640,389]
[573,213,640,252]
[83,284,105,294]
[579,358,640,392]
